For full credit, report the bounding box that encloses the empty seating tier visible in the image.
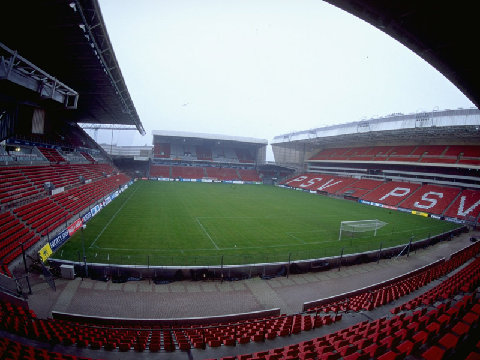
[0,299,341,353]
[171,166,205,179]
[153,143,171,158]
[149,165,171,178]
[0,163,130,276]
[444,189,480,221]
[37,147,66,163]
[282,172,475,223]
[237,169,261,182]
[206,167,239,181]
[309,144,480,165]
[361,181,420,206]
[399,184,461,215]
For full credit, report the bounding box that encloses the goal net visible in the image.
[338,219,387,240]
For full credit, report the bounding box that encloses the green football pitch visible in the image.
[54,180,459,266]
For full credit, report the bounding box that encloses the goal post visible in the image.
[338,219,387,240]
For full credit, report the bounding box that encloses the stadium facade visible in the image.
[273,108,480,227]
[2,1,480,360]
[272,108,480,170]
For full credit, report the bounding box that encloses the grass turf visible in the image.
[54,180,460,265]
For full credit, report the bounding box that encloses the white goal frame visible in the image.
[338,219,387,240]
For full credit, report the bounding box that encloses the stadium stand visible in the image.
[282,173,360,193]
[358,181,421,206]
[149,164,171,178]
[0,298,340,353]
[80,152,96,164]
[0,337,95,360]
[153,143,171,159]
[308,144,480,166]
[444,189,480,222]
[206,167,240,181]
[171,166,205,179]
[0,162,130,277]
[399,184,461,215]
[149,163,262,182]
[37,147,66,164]
[281,170,480,222]
[237,169,261,182]
[196,146,213,161]
[1,241,479,359]
[2,1,480,359]
[235,149,255,163]
[345,178,383,191]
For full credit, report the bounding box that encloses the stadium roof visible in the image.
[0,0,145,135]
[152,130,268,145]
[326,0,480,109]
[272,108,480,147]
[2,1,477,140]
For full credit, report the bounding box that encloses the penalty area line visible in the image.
[195,217,220,250]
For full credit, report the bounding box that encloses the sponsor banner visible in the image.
[7,138,60,149]
[39,243,53,262]
[371,202,383,207]
[103,195,112,207]
[90,204,101,217]
[48,181,131,255]
[68,218,83,237]
[82,210,92,223]
[411,210,429,217]
[383,205,397,210]
[309,190,316,194]
[430,214,441,220]
[232,181,243,185]
[444,217,465,224]
[359,199,371,205]
[396,207,411,213]
[49,230,70,252]
[51,187,64,195]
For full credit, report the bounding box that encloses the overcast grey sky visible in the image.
[91,0,475,160]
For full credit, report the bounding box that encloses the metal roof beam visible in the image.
[79,123,138,130]
[0,42,79,109]
[73,0,145,135]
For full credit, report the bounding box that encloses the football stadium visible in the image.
[1,1,480,360]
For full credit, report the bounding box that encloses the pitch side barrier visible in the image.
[52,308,280,327]
[48,226,466,282]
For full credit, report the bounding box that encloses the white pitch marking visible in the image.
[94,225,437,252]
[195,217,220,250]
[89,187,139,249]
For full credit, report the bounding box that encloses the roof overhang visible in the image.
[326,0,480,109]
[272,109,480,147]
[0,0,145,135]
[153,130,268,145]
